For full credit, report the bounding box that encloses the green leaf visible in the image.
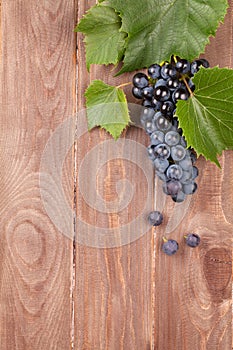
[176,67,233,166]
[85,80,130,139]
[75,4,126,70]
[108,0,228,74]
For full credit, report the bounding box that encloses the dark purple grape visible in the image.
[142,86,154,100]
[147,146,156,160]
[183,182,198,195]
[154,158,169,172]
[172,191,186,203]
[154,85,171,102]
[167,78,181,90]
[191,59,209,75]
[154,79,167,88]
[140,107,154,127]
[172,87,189,102]
[187,78,195,92]
[150,130,165,145]
[133,73,149,88]
[161,64,177,79]
[192,166,199,179]
[166,164,183,180]
[153,143,170,159]
[148,64,161,79]
[145,120,157,134]
[160,100,175,116]
[132,86,143,99]
[148,211,163,226]
[175,59,191,74]
[142,99,155,108]
[190,151,197,164]
[163,180,182,196]
[155,115,172,132]
[162,239,179,255]
[185,233,200,247]
[152,98,162,111]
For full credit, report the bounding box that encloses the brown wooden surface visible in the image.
[0,1,76,349]
[0,0,232,349]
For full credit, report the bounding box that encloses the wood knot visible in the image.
[203,248,232,303]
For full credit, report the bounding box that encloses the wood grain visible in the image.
[0,0,232,349]
[154,2,233,349]
[0,1,76,349]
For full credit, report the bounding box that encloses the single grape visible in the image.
[190,59,209,75]
[156,115,172,131]
[132,86,143,99]
[171,145,186,161]
[133,72,148,88]
[172,87,189,102]
[152,98,162,111]
[199,59,210,68]
[162,239,179,256]
[154,158,169,172]
[178,154,193,170]
[154,79,167,88]
[145,120,157,134]
[147,146,156,161]
[148,64,161,79]
[142,99,156,108]
[172,116,179,129]
[154,85,170,102]
[160,100,175,116]
[175,59,191,74]
[161,64,177,79]
[140,107,155,127]
[150,130,165,145]
[167,78,181,90]
[190,151,197,164]
[192,166,199,179]
[153,143,171,159]
[183,182,197,195]
[180,169,193,184]
[152,111,163,122]
[165,131,180,146]
[148,211,163,226]
[179,136,187,148]
[163,180,182,196]
[166,164,183,180]
[185,233,200,247]
[172,191,186,203]
[187,78,195,92]
[142,86,154,100]
[156,171,168,182]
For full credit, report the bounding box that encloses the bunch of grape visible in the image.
[132,57,209,202]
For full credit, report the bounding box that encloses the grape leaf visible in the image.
[75,4,126,70]
[176,67,233,166]
[85,80,130,139]
[108,0,228,74]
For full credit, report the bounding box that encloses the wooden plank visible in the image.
[74,1,153,349]
[0,1,76,349]
[154,3,233,349]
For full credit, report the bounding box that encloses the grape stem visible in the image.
[182,76,194,97]
[116,82,132,89]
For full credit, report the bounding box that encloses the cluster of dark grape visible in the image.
[132,57,209,203]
